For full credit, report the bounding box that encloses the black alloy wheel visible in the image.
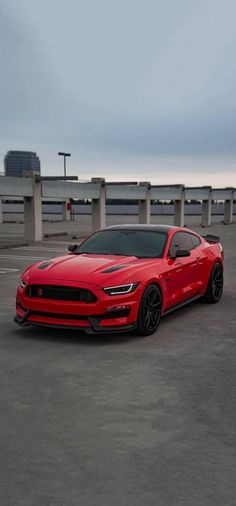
[137,284,162,336]
[204,262,223,303]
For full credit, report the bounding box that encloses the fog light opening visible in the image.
[106,305,130,312]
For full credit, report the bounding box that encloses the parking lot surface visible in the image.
[0,221,235,506]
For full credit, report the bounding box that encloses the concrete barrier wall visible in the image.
[2,202,236,221]
[1,176,235,241]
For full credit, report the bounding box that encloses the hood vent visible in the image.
[102,264,128,274]
[38,261,54,270]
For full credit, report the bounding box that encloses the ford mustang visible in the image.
[15,224,224,336]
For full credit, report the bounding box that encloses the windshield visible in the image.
[75,229,167,258]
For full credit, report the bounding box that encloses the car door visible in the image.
[163,231,200,309]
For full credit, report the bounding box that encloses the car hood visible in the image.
[26,253,163,286]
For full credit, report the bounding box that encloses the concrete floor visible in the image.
[0,221,235,505]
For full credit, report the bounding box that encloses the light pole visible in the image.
[58,152,71,180]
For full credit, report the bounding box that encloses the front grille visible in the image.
[27,285,97,303]
[28,310,89,320]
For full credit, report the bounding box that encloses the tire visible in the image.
[203,262,223,303]
[137,284,162,336]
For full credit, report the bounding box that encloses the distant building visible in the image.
[4,151,41,177]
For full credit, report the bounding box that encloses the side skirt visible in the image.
[162,294,202,316]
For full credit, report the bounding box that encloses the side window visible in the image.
[169,232,194,257]
[191,234,201,248]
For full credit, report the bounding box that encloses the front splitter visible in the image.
[14,315,137,334]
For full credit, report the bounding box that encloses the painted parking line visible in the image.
[12,247,67,253]
[44,240,80,244]
[0,255,51,261]
[44,240,83,246]
[0,268,20,271]
[0,268,20,274]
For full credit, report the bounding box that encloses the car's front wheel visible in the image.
[203,262,223,303]
[137,284,162,336]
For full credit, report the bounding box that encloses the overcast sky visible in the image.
[0,0,236,186]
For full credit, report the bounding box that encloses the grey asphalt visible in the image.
[0,221,235,506]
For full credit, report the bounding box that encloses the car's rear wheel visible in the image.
[203,262,223,303]
[137,284,162,336]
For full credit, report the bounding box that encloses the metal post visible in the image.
[64,156,66,180]
[58,152,71,181]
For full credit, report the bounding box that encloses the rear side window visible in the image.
[191,234,201,248]
[168,232,200,256]
[169,232,193,256]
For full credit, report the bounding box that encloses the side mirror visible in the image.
[68,244,77,252]
[175,249,191,258]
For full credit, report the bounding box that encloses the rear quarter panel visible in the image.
[201,241,224,287]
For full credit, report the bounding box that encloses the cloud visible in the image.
[1,0,236,184]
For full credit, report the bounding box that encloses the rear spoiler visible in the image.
[202,234,220,244]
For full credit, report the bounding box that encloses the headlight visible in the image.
[20,279,26,289]
[103,283,139,296]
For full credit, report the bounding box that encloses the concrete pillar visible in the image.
[24,174,43,241]
[91,178,106,231]
[174,189,185,227]
[0,197,3,224]
[201,191,212,227]
[62,199,70,221]
[138,182,151,224]
[224,191,234,224]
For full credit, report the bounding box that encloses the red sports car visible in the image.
[15,225,224,336]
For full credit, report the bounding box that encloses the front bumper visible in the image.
[15,281,140,334]
[14,309,137,334]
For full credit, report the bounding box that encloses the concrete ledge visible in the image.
[0,241,29,249]
[44,232,68,238]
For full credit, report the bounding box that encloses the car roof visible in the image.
[104,224,174,232]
